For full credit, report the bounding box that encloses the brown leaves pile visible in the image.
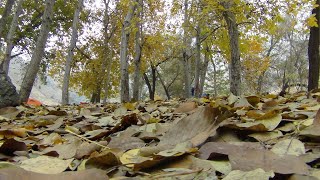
[1,92,320,179]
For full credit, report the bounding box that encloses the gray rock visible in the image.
[0,70,19,108]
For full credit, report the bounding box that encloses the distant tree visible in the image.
[2,0,24,74]
[61,0,84,105]
[120,1,138,102]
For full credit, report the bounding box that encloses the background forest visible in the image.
[0,0,318,105]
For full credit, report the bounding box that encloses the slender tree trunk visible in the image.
[132,0,143,101]
[194,0,202,98]
[103,42,113,104]
[0,0,14,53]
[308,0,320,91]
[194,24,201,97]
[222,1,241,96]
[2,0,24,75]
[143,65,156,101]
[151,65,156,100]
[157,69,170,100]
[61,0,83,105]
[209,57,218,97]
[120,1,137,102]
[19,0,56,103]
[143,73,153,100]
[102,0,118,104]
[199,45,210,96]
[182,0,191,98]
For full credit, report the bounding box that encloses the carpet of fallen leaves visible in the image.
[1,92,320,180]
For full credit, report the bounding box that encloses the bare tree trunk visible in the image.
[132,0,143,101]
[194,0,202,98]
[2,0,24,74]
[143,65,156,101]
[103,42,113,104]
[19,0,56,103]
[0,0,14,53]
[222,1,241,96]
[102,0,118,104]
[199,45,210,96]
[308,0,320,91]
[157,69,170,100]
[182,0,191,98]
[61,0,83,105]
[194,24,201,97]
[120,1,137,102]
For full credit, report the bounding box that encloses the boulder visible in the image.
[0,70,19,108]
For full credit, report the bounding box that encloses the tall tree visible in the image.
[2,0,24,74]
[61,0,84,105]
[0,0,14,51]
[222,0,241,96]
[182,0,192,98]
[0,0,19,108]
[132,0,143,101]
[19,0,56,102]
[120,1,137,102]
[308,0,320,91]
[194,0,202,98]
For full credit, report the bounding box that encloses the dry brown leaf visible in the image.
[19,156,73,174]
[199,142,310,175]
[107,137,145,151]
[0,107,21,119]
[85,150,120,170]
[0,138,27,156]
[42,137,81,159]
[140,107,230,156]
[0,167,109,180]
[173,102,197,113]
[75,142,101,159]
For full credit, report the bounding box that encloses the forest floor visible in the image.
[0,92,320,179]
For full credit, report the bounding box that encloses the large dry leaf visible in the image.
[0,167,108,180]
[140,107,230,156]
[19,156,73,174]
[199,142,309,175]
[300,109,320,138]
[42,137,81,159]
[231,113,282,132]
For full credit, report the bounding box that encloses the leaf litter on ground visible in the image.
[1,92,320,179]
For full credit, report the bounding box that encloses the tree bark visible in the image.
[19,0,56,103]
[61,0,83,105]
[157,69,171,100]
[0,0,15,52]
[222,1,241,96]
[2,0,24,74]
[194,0,202,98]
[143,65,156,101]
[182,0,191,98]
[199,45,210,96]
[308,0,320,91]
[120,1,137,102]
[132,0,143,101]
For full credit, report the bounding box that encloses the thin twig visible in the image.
[65,129,109,149]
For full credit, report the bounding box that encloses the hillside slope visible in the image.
[8,57,87,105]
